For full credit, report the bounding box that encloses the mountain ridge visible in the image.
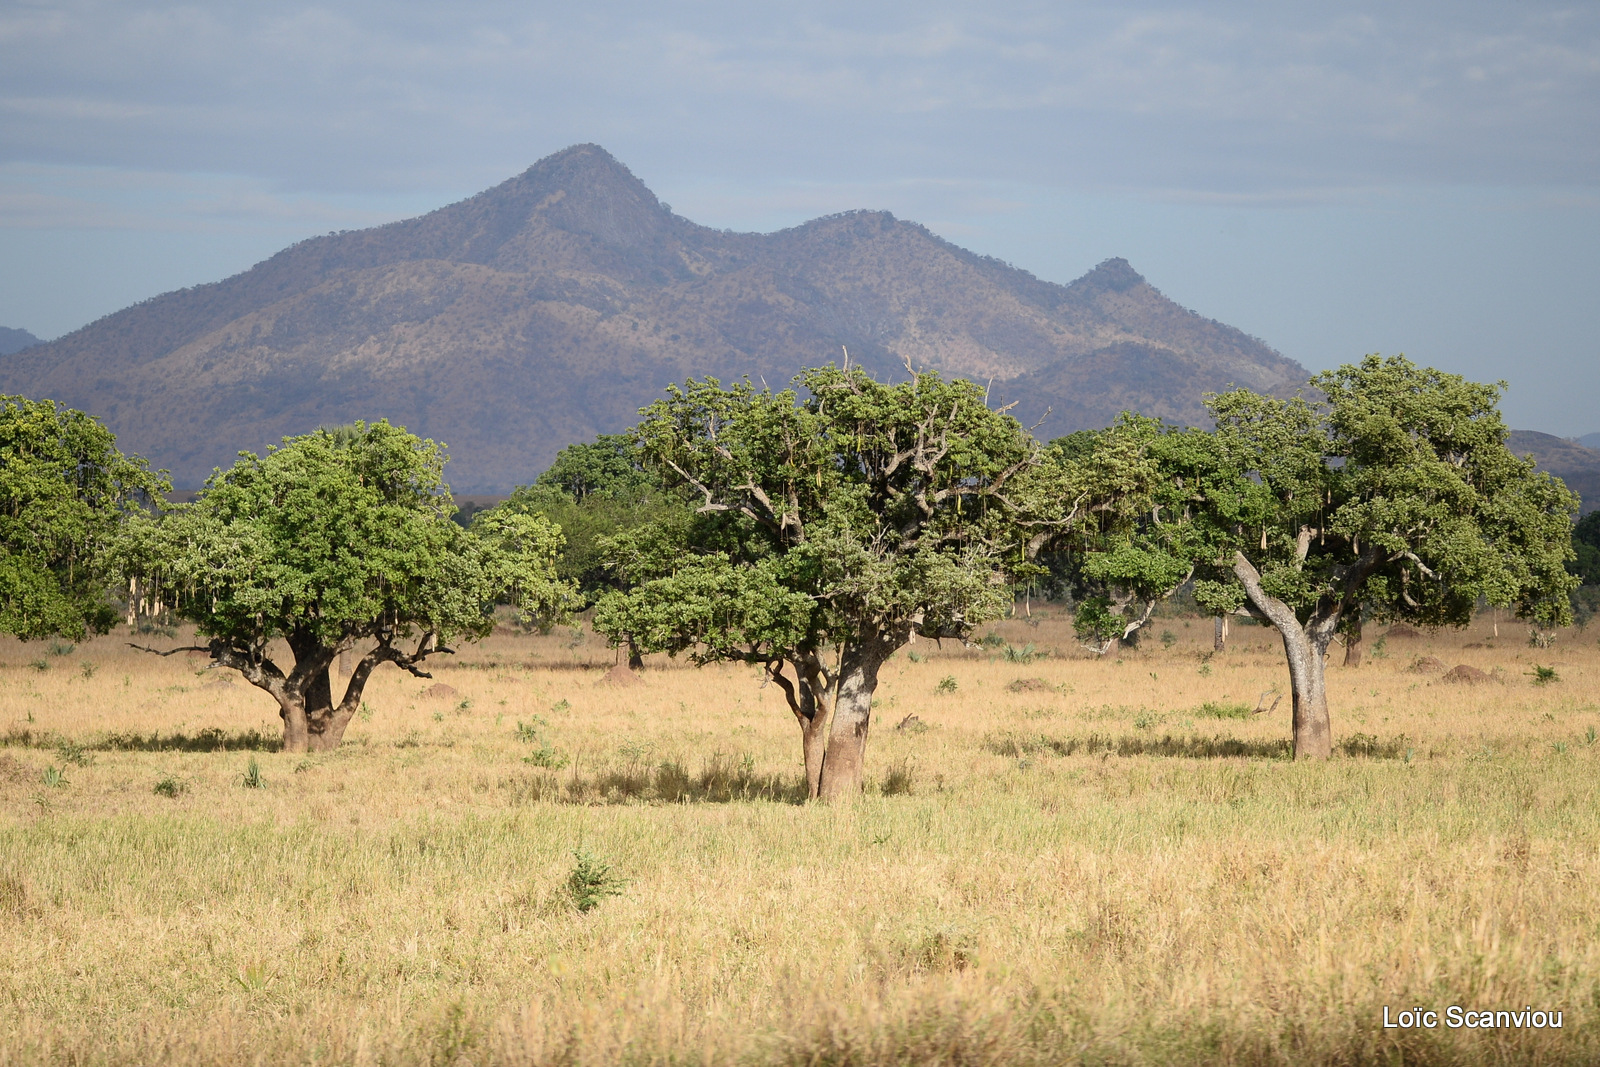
[0,144,1313,490]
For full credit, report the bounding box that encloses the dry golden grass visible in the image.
[1,610,1598,1065]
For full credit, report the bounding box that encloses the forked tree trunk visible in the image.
[201,631,439,754]
[307,644,392,751]
[769,655,835,799]
[817,638,892,801]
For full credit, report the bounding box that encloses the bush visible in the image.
[879,758,915,796]
[153,776,188,798]
[567,850,626,913]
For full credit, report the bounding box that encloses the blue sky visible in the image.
[3,1,1597,432]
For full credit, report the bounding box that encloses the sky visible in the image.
[2,1,1598,433]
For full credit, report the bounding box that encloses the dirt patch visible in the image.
[1005,678,1054,693]
[422,682,459,699]
[1407,656,1447,674]
[0,753,32,784]
[1384,624,1425,640]
[601,663,644,687]
[1442,664,1495,685]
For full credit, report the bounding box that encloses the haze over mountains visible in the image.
[0,143,1593,509]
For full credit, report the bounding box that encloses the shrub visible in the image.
[152,776,188,798]
[936,675,958,694]
[879,758,915,796]
[567,850,626,913]
[240,758,266,789]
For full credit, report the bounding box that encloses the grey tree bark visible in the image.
[817,637,894,801]
[1231,552,1335,760]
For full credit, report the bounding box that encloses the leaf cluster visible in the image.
[0,396,168,640]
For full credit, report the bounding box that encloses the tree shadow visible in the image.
[506,754,811,806]
[2,726,281,752]
[988,730,1411,761]
[988,731,1293,761]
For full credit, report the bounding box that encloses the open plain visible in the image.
[1,611,1598,1065]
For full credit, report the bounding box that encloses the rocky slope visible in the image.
[0,145,1311,490]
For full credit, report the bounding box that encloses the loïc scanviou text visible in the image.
[1383,1006,1563,1030]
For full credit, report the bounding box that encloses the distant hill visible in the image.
[0,144,1311,490]
[1578,432,1600,450]
[0,327,41,356]
[1507,431,1600,515]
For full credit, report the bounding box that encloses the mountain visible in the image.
[1578,432,1600,450]
[0,144,1308,491]
[0,327,41,356]
[1507,431,1600,515]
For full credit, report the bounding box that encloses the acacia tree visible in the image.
[0,396,167,640]
[593,366,1044,800]
[127,421,574,752]
[1171,356,1578,758]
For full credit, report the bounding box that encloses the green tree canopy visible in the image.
[0,396,167,640]
[127,421,575,752]
[1034,419,1197,654]
[1158,355,1578,757]
[593,365,1043,799]
[501,434,688,600]
[1571,509,1600,587]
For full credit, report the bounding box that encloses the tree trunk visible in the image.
[279,694,310,754]
[1280,626,1334,760]
[287,631,340,752]
[1343,622,1363,667]
[775,655,835,800]
[1213,615,1228,652]
[1231,552,1334,760]
[818,639,890,801]
[801,703,830,799]
[308,645,391,750]
[626,636,644,672]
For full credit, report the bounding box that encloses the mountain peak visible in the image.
[1072,257,1147,295]
[0,326,42,356]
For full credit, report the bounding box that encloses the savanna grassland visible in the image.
[1,611,1598,1066]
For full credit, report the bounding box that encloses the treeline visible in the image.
[0,355,1582,795]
